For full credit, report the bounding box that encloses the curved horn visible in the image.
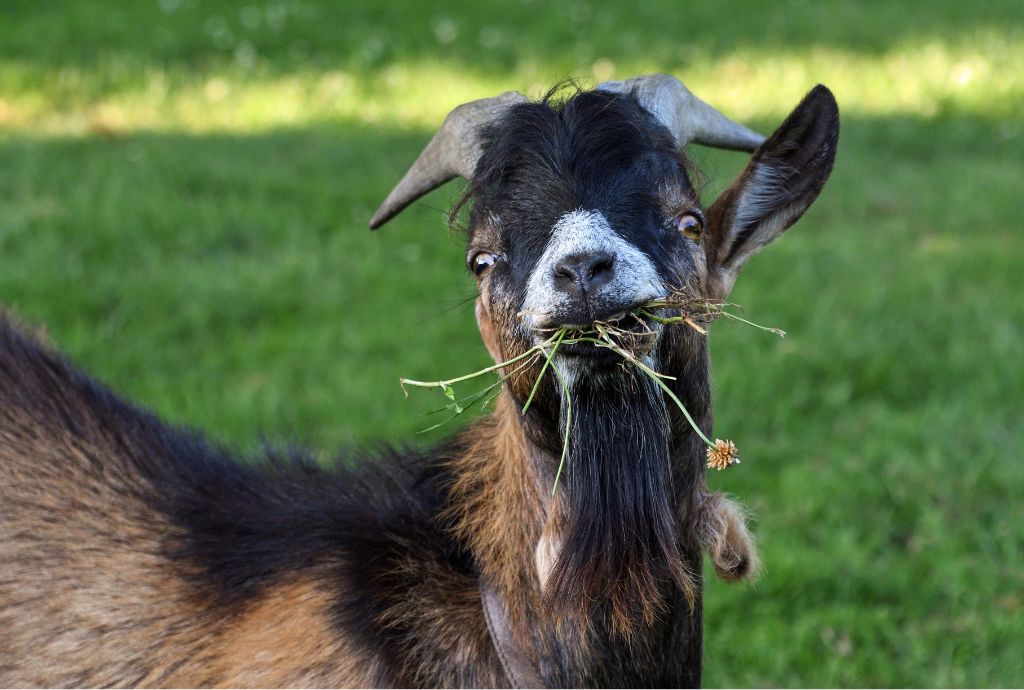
[369,91,527,229]
[598,73,764,152]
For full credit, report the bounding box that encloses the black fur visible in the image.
[548,369,684,627]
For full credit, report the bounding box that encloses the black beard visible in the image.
[545,364,690,639]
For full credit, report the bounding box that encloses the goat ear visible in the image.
[704,85,839,300]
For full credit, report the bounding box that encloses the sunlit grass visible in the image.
[1,30,1021,135]
[1,1,1022,686]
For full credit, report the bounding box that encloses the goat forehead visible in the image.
[471,92,691,233]
[473,163,678,259]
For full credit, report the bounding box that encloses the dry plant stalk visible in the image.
[642,289,787,338]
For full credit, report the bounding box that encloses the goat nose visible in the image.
[552,251,616,296]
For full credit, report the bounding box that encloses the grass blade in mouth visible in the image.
[522,328,566,415]
[402,296,781,490]
[640,289,786,338]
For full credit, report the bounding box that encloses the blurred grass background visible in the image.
[1,0,1021,685]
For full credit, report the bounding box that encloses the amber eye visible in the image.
[675,213,703,240]
[469,251,497,276]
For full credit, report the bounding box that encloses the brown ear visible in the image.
[704,85,839,300]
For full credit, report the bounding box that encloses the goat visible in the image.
[0,74,838,687]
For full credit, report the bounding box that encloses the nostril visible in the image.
[553,265,578,293]
[553,251,616,295]
[555,265,577,282]
[588,256,614,280]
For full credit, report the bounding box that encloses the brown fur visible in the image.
[190,578,365,688]
[0,315,503,687]
[446,393,549,666]
[698,494,761,583]
[0,330,208,686]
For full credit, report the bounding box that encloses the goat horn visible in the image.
[369,91,527,229]
[598,73,764,152]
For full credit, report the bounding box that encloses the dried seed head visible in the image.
[706,439,740,471]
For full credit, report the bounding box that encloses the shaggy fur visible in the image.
[0,81,838,687]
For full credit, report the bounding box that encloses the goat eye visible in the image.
[470,251,497,276]
[675,214,703,240]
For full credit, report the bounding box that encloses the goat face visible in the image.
[462,83,838,378]
[465,90,704,370]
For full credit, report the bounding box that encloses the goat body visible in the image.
[0,77,838,687]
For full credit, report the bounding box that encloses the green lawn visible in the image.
[1,1,1022,686]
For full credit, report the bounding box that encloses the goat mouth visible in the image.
[559,341,626,365]
[553,314,661,364]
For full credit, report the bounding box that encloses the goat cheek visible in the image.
[475,298,505,364]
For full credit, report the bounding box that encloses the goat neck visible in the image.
[447,326,712,685]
